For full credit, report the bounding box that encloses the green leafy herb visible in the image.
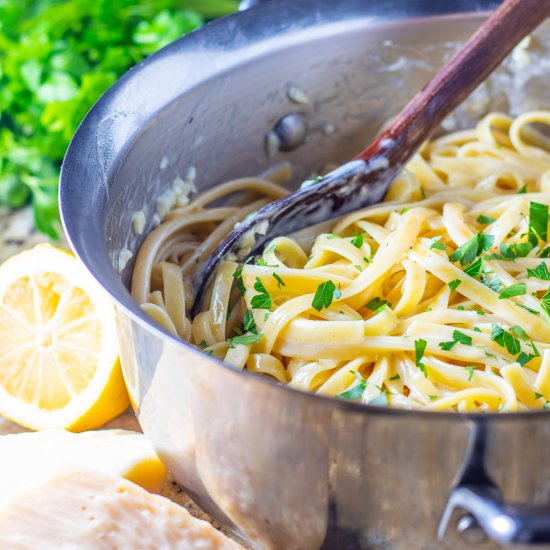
[490,324,521,355]
[517,303,540,315]
[242,309,257,334]
[535,392,544,400]
[465,366,476,381]
[529,201,549,244]
[363,257,371,264]
[415,339,428,377]
[448,279,462,292]
[540,288,550,318]
[477,215,496,225]
[481,272,504,293]
[499,282,526,299]
[527,263,550,280]
[449,233,494,266]
[325,234,339,240]
[439,330,472,351]
[518,184,528,194]
[351,233,364,248]
[198,340,207,348]
[464,257,483,277]
[272,272,285,289]
[312,280,341,312]
[517,352,535,366]
[428,395,438,401]
[264,243,278,254]
[541,247,550,258]
[227,333,263,346]
[389,374,401,381]
[250,277,272,309]
[336,370,367,400]
[510,325,529,341]
[0,1,237,237]
[430,239,447,251]
[366,297,388,312]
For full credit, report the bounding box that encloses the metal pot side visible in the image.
[59,1,550,548]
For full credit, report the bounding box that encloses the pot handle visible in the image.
[438,422,550,545]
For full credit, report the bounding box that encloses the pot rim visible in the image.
[60,0,546,422]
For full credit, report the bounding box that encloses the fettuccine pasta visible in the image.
[132,111,550,412]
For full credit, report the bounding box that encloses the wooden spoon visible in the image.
[191,0,550,315]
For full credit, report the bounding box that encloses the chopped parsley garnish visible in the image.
[325,234,339,240]
[518,184,528,194]
[477,215,496,225]
[366,297,388,312]
[198,340,207,349]
[250,277,272,309]
[242,309,257,334]
[527,263,550,280]
[517,352,535,366]
[464,257,483,277]
[449,233,494,266]
[544,401,550,410]
[481,272,504,293]
[541,246,550,258]
[540,288,550,318]
[465,366,476,381]
[430,239,447,251]
[232,257,253,279]
[227,333,263,346]
[535,392,544,400]
[336,370,367,400]
[264,243,278,254]
[448,279,462,292]
[529,201,548,245]
[389,374,401,381]
[363,257,371,264]
[490,324,521,355]
[518,303,540,315]
[312,280,341,312]
[439,330,472,351]
[415,339,428,378]
[510,325,529,341]
[272,272,285,289]
[499,282,526,299]
[351,232,364,248]
[428,395,438,401]
[235,276,246,296]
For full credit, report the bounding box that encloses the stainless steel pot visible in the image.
[59,1,550,548]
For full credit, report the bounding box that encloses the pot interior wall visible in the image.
[106,15,550,283]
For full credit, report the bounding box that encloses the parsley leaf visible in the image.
[510,325,529,341]
[477,215,496,225]
[366,297,388,312]
[449,233,494,266]
[529,201,549,244]
[540,288,550,318]
[227,333,263,345]
[527,263,550,280]
[448,279,462,292]
[250,277,272,309]
[465,366,476,381]
[517,352,535,366]
[490,324,521,355]
[242,309,257,334]
[535,392,544,400]
[430,239,447,250]
[336,370,367,400]
[415,339,428,377]
[464,257,483,277]
[499,283,526,299]
[389,374,401,381]
[439,330,472,351]
[264,243,278,254]
[351,233,364,248]
[272,272,285,289]
[312,280,341,311]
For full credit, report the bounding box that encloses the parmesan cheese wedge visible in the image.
[0,469,242,550]
[0,429,167,509]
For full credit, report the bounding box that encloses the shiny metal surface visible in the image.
[59,1,550,548]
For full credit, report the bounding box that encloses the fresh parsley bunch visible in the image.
[0,0,237,237]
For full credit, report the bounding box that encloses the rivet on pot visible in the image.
[456,513,487,544]
[273,112,308,152]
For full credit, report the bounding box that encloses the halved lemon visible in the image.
[0,244,128,431]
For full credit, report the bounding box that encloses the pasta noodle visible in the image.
[132,111,550,413]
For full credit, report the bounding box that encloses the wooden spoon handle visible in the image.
[358,0,550,164]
